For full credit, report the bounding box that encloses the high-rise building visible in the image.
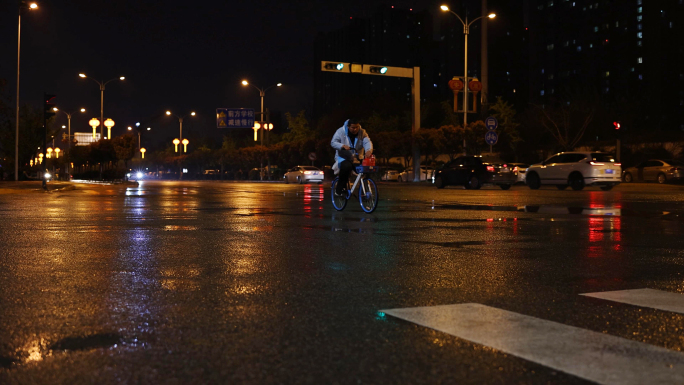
[525,0,683,131]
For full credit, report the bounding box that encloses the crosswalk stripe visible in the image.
[381,303,684,385]
[581,288,684,314]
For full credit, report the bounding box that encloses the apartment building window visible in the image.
[637,24,642,30]
[594,26,599,32]
[547,44,555,50]
[637,32,643,38]
[638,7,642,13]
[638,57,643,63]
[577,46,582,52]
[637,15,642,21]
[548,1,554,6]
[637,0,642,4]
[637,41,643,46]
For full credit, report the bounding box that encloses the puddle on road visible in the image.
[49,333,123,352]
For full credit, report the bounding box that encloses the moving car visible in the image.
[622,159,684,184]
[433,156,516,190]
[525,152,621,191]
[398,167,434,182]
[381,169,400,181]
[283,166,324,184]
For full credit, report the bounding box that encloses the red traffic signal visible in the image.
[613,121,621,130]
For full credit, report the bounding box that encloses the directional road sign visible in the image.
[485,131,498,145]
[216,108,255,129]
[485,116,498,131]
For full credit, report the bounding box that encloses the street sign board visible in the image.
[216,108,255,129]
[485,131,498,145]
[308,152,317,161]
[485,116,498,131]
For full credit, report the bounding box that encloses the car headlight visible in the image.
[136,172,144,179]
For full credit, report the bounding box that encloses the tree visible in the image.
[282,111,315,142]
[489,97,522,158]
[111,134,137,172]
[436,125,464,161]
[528,89,598,152]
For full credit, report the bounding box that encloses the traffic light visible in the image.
[44,94,56,119]
[613,121,620,130]
[321,61,350,73]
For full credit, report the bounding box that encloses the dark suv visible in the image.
[433,156,517,190]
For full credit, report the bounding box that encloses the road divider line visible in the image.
[381,303,684,385]
[581,288,684,314]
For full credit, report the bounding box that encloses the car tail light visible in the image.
[512,166,518,172]
[304,171,312,174]
[588,161,605,166]
[503,164,507,168]
[487,165,495,172]
[614,163,621,166]
[669,167,682,172]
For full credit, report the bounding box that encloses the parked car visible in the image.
[283,166,324,184]
[381,169,400,181]
[525,152,621,191]
[433,156,516,190]
[622,159,684,184]
[508,163,530,184]
[398,167,434,182]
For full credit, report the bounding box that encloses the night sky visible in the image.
[1,0,433,146]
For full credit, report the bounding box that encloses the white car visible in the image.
[525,152,621,191]
[508,163,529,184]
[283,166,324,184]
[398,167,434,182]
[381,170,400,181]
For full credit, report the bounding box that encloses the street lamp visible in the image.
[128,125,151,156]
[241,80,282,180]
[140,148,146,159]
[78,73,125,137]
[89,118,100,139]
[103,118,115,140]
[15,1,38,180]
[165,110,195,153]
[440,5,495,154]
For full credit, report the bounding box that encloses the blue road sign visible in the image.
[485,131,498,145]
[485,116,498,131]
[216,108,255,128]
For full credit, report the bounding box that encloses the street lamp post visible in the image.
[78,73,124,138]
[128,124,151,158]
[440,5,495,154]
[15,1,38,181]
[166,110,195,180]
[241,80,282,180]
[59,108,85,177]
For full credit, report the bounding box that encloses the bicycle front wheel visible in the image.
[331,177,348,211]
[358,178,379,213]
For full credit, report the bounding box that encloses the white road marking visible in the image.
[581,288,684,314]
[381,303,684,385]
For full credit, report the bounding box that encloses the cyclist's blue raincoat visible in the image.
[330,119,373,173]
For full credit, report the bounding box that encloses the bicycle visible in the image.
[331,164,380,213]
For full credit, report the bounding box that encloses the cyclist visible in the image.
[331,118,373,196]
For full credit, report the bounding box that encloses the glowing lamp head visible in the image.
[190,112,196,116]
[79,73,86,78]
[166,111,171,115]
[440,5,449,11]
[488,13,496,18]
[254,122,261,129]
[182,139,189,145]
[173,139,180,145]
[277,83,282,87]
[127,126,132,131]
[29,3,38,9]
[52,107,58,112]
[80,108,86,112]
[104,118,115,128]
[119,76,125,80]
[136,172,144,179]
[242,80,249,86]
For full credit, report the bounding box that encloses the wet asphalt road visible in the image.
[1,180,684,384]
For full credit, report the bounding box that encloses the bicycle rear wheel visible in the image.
[358,178,379,213]
[331,177,347,211]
